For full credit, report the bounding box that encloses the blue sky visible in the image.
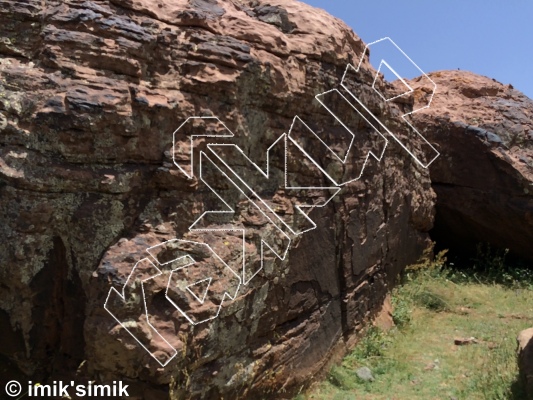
[300,0,533,99]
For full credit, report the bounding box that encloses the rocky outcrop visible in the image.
[408,71,533,261]
[0,1,437,399]
[518,328,533,399]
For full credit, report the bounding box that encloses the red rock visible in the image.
[408,71,533,261]
[518,328,533,399]
[0,1,438,398]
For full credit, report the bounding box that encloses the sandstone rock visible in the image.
[454,337,479,346]
[408,71,533,261]
[518,328,533,399]
[0,0,436,398]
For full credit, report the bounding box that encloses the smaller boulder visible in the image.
[355,366,374,382]
[517,328,533,399]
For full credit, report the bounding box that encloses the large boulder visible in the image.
[408,71,533,260]
[0,0,436,398]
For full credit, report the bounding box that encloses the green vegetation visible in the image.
[300,246,533,399]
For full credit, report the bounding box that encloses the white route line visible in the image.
[105,36,440,365]
[172,116,235,180]
[373,59,414,103]
[196,150,292,285]
[289,87,389,186]
[104,257,182,367]
[157,239,241,326]
[343,36,439,168]
[186,277,213,304]
[207,133,341,236]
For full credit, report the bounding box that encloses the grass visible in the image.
[300,246,533,400]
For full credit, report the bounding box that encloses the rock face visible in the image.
[518,328,533,399]
[408,71,533,261]
[0,0,437,399]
